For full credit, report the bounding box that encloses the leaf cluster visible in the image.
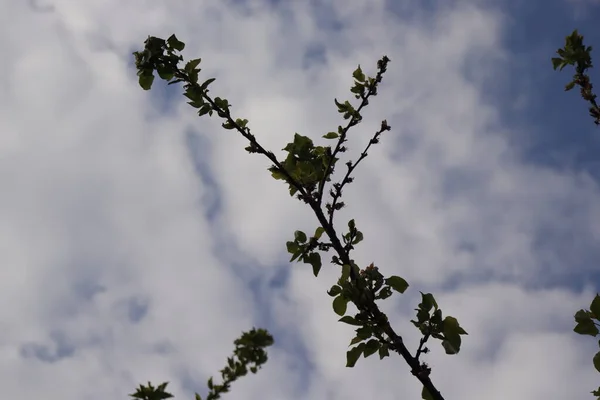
[133,34,461,400]
[411,292,467,356]
[573,295,600,399]
[129,329,273,400]
[553,30,599,125]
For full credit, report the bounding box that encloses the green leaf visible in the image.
[442,316,468,335]
[551,57,564,70]
[378,343,389,359]
[307,252,322,277]
[286,241,299,255]
[184,87,204,105]
[139,73,155,90]
[269,167,287,181]
[340,264,351,283]
[222,121,235,130]
[590,295,600,319]
[339,316,363,326]
[236,118,249,129]
[574,320,600,336]
[422,386,434,400]
[188,70,199,84]
[363,339,380,358]
[328,285,342,297]
[198,104,212,117]
[419,292,438,312]
[200,78,216,91]
[349,335,366,345]
[348,219,356,231]
[334,98,347,113]
[294,230,307,243]
[441,335,461,354]
[214,97,229,110]
[575,309,592,323]
[352,231,364,245]
[386,276,409,294]
[346,344,364,368]
[565,81,576,91]
[156,66,174,80]
[185,58,202,73]
[195,393,202,400]
[352,65,366,83]
[355,325,373,340]
[314,226,325,240]
[333,295,348,316]
[323,132,339,139]
[594,351,600,373]
[167,34,185,51]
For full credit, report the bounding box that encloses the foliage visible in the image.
[129,328,273,400]
[131,33,468,400]
[572,296,600,399]
[554,29,600,399]
[553,30,599,125]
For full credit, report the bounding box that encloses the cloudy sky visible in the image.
[2,0,600,399]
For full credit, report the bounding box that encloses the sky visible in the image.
[2,0,600,399]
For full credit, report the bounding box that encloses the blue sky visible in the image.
[2,0,600,399]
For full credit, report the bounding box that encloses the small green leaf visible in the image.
[348,219,356,231]
[188,70,199,84]
[352,231,364,245]
[352,65,366,83]
[214,97,229,110]
[334,98,347,113]
[294,231,307,243]
[328,285,342,297]
[386,276,409,294]
[565,81,576,91]
[198,104,212,117]
[139,73,155,90]
[156,66,174,80]
[167,34,185,51]
[355,325,373,340]
[422,386,434,400]
[200,78,216,91]
[349,335,366,345]
[590,295,600,319]
[346,344,364,368]
[575,309,592,323]
[185,58,202,73]
[419,292,438,312]
[314,226,325,240]
[222,121,235,130]
[441,335,461,354]
[307,252,322,277]
[286,241,299,255]
[236,118,249,128]
[333,295,348,316]
[551,57,564,70]
[442,316,468,336]
[323,132,339,139]
[340,264,351,283]
[574,320,600,336]
[594,351,600,373]
[339,316,363,326]
[363,339,380,358]
[269,167,287,181]
[378,343,389,359]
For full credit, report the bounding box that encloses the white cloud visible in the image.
[1,1,599,400]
